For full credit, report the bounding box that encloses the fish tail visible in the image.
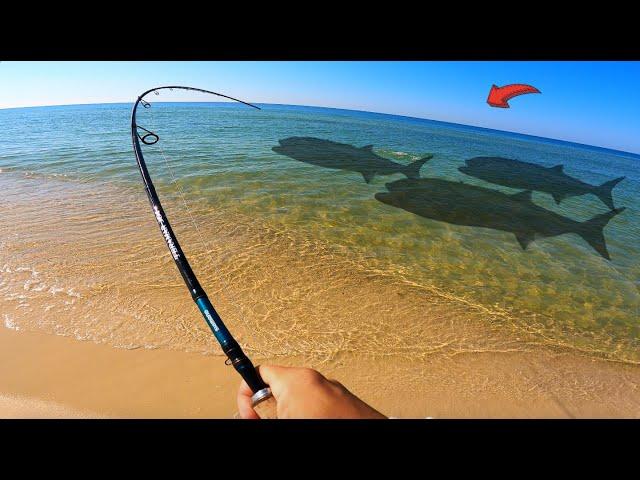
[576,207,625,260]
[404,154,433,179]
[594,176,625,209]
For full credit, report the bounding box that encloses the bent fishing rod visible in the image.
[130,86,275,418]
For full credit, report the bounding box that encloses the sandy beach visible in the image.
[2,318,640,418]
[0,322,237,418]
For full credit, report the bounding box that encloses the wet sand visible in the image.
[2,173,639,418]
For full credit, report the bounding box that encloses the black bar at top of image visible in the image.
[3,13,640,60]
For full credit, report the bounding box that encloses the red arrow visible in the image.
[487,84,540,108]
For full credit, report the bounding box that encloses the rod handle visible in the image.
[251,388,278,419]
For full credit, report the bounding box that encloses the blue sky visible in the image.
[1,61,639,153]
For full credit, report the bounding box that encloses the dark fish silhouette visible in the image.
[375,178,625,260]
[458,156,625,209]
[272,137,432,184]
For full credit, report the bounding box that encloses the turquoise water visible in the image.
[1,101,638,361]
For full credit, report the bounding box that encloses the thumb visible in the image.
[256,364,293,397]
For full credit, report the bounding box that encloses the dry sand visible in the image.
[2,323,639,418]
[0,324,239,418]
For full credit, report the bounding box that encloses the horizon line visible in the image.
[2,100,638,158]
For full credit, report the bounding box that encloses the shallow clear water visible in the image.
[1,101,638,362]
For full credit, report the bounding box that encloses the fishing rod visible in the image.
[130,86,275,418]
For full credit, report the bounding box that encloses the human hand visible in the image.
[237,365,387,419]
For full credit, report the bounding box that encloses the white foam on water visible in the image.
[66,288,81,298]
[48,286,64,295]
[3,314,19,331]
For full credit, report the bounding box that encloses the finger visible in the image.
[255,364,291,396]
[328,378,346,390]
[238,377,255,398]
[236,379,260,420]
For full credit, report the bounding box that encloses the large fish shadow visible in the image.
[375,178,625,260]
[272,137,433,184]
[459,156,625,209]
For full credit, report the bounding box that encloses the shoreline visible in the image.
[2,324,639,418]
[2,171,635,364]
[2,173,639,418]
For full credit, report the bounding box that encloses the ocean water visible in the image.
[0,101,638,363]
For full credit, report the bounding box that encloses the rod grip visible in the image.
[251,388,278,419]
[224,343,267,394]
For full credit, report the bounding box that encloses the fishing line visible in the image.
[143,96,254,341]
[131,86,276,417]
[162,104,288,357]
